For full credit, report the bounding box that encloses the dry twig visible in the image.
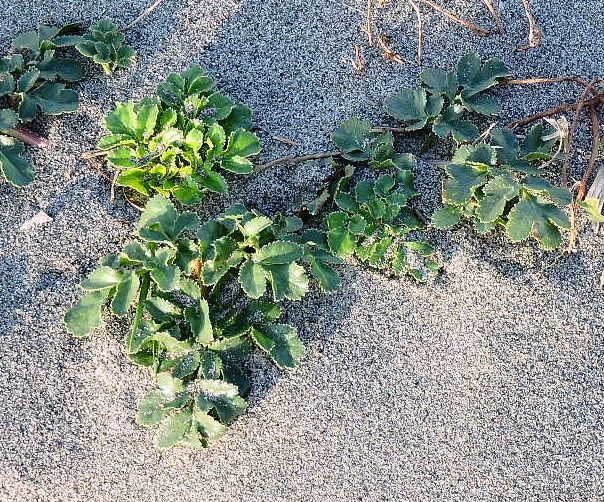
[507,94,604,129]
[406,0,423,65]
[377,35,410,65]
[353,44,366,72]
[272,136,298,147]
[418,0,491,37]
[481,0,505,34]
[579,106,601,201]
[516,0,543,51]
[124,0,168,31]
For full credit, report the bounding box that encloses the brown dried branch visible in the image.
[561,81,601,187]
[502,76,594,90]
[124,0,168,31]
[365,0,374,46]
[407,0,423,65]
[254,151,340,171]
[516,0,543,51]
[507,94,604,129]
[353,44,366,72]
[579,106,602,201]
[377,35,410,65]
[418,0,492,37]
[481,0,505,34]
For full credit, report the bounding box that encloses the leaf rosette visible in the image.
[432,125,572,249]
[65,196,340,448]
[98,67,260,204]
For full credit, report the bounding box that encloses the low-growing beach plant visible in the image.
[65,196,340,448]
[384,52,511,143]
[76,19,135,75]
[0,21,134,186]
[432,125,572,249]
[97,66,259,205]
[303,117,440,280]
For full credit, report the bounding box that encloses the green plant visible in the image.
[384,53,511,143]
[64,196,340,449]
[326,170,440,281]
[97,66,260,204]
[76,19,135,75]
[303,118,439,280]
[0,24,84,185]
[432,125,572,249]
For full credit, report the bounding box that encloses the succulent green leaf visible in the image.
[0,72,15,97]
[0,109,18,130]
[36,58,85,82]
[64,289,110,337]
[266,262,309,301]
[136,389,171,427]
[475,174,520,223]
[17,68,40,93]
[308,257,340,292]
[331,117,373,160]
[250,324,304,369]
[156,409,192,449]
[326,211,356,257]
[225,129,260,157]
[505,194,571,249]
[432,205,462,229]
[110,271,140,316]
[149,247,181,292]
[443,163,488,205]
[578,197,604,223]
[82,266,123,291]
[238,260,268,299]
[26,82,80,115]
[457,53,510,98]
[384,89,443,130]
[196,379,247,424]
[255,241,304,265]
[491,127,519,164]
[432,105,479,143]
[420,68,459,100]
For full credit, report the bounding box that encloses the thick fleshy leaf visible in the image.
[110,271,140,316]
[506,194,571,249]
[432,205,462,229]
[420,68,459,100]
[491,127,519,164]
[186,298,213,345]
[0,138,34,187]
[250,323,304,369]
[36,58,85,82]
[384,89,443,130]
[443,163,488,205]
[326,211,355,257]
[195,379,247,424]
[255,241,303,265]
[156,409,192,449]
[0,72,15,97]
[475,174,520,223]
[266,263,309,301]
[457,53,510,97]
[26,82,80,115]
[238,259,268,298]
[82,266,123,291]
[64,289,110,337]
[0,109,18,130]
[225,129,260,157]
[432,105,478,142]
[149,247,180,292]
[331,117,373,160]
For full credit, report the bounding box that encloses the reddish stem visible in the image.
[4,124,49,148]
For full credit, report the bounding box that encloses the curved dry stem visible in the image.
[418,0,492,37]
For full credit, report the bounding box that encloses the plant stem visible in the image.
[418,0,492,37]
[254,151,340,171]
[127,273,150,351]
[3,124,49,147]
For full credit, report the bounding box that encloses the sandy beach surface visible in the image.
[1,1,603,500]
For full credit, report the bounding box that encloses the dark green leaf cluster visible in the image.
[326,170,440,281]
[76,19,135,75]
[384,53,511,143]
[0,24,84,186]
[64,196,340,449]
[98,66,260,204]
[432,125,572,249]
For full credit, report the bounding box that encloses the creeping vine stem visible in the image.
[127,273,151,352]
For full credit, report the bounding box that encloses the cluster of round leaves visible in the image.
[432,125,572,249]
[0,21,135,187]
[98,66,260,205]
[65,196,340,449]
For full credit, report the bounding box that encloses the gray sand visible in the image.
[1,1,604,500]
